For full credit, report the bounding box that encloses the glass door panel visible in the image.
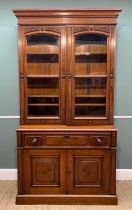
[27,34,59,75]
[71,32,109,122]
[75,34,107,75]
[26,33,61,119]
[27,77,59,117]
[75,78,106,117]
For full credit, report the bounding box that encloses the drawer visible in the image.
[24,135,44,146]
[89,135,110,146]
[23,133,111,147]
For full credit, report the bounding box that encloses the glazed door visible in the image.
[20,26,66,124]
[66,149,111,195]
[67,26,112,125]
[23,149,65,194]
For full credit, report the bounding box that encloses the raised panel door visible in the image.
[23,149,65,194]
[66,149,111,194]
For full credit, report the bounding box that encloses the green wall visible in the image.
[0,0,132,169]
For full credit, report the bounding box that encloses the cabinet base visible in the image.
[16,194,118,205]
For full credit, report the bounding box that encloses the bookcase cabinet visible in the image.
[13,9,121,205]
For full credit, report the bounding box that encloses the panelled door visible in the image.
[23,149,65,194]
[20,26,66,124]
[19,25,114,125]
[66,149,111,195]
[23,149,111,195]
[67,26,113,125]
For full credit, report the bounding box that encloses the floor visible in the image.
[0,181,132,210]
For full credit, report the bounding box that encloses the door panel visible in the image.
[23,149,65,194]
[67,26,111,125]
[75,77,107,117]
[66,149,111,194]
[21,26,66,124]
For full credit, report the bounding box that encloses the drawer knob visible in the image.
[32,138,38,143]
[64,134,70,140]
[96,138,103,145]
[88,120,93,125]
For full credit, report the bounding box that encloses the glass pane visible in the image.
[75,78,106,117]
[28,78,59,117]
[75,34,107,75]
[27,34,59,75]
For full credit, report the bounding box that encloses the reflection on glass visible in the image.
[28,78,59,116]
[27,34,59,75]
[75,106,106,117]
[75,34,107,75]
[26,34,60,118]
[75,78,106,117]
[28,106,59,116]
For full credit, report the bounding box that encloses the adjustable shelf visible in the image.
[27,75,59,78]
[75,95,106,98]
[28,103,59,106]
[74,75,107,78]
[75,103,106,107]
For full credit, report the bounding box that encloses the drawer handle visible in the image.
[32,138,38,143]
[96,138,103,145]
[88,120,93,125]
[64,134,70,140]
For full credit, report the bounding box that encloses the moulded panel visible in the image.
[66,149,111,195]
[23,150,65,194]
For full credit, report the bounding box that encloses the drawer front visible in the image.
[25,135,43,146]
[23,133,111,147]
[89,135,110,146]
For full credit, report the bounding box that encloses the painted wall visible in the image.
[0,0,132,169]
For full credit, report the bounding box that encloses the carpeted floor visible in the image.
[0,181,132,210]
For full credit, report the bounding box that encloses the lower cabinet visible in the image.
[22,149,111,195]
[17,128,117,204]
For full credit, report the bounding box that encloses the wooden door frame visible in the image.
[19,26,66,124]
[66,26,114,125]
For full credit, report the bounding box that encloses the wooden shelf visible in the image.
[75,103,106,106]
[75,52,106,55]
[76,85,106,87]
[28,103,59,106]
[27,53,59,55]
[28,95,59,98]
[75,95,106,98]
[75,75,107,78]
[27,75,59,78]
